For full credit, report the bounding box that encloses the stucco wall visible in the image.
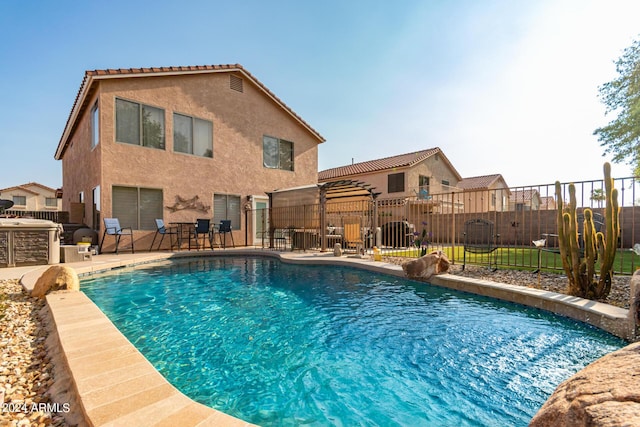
[60,71,321,245]
[0,186,61,211]
[61,92,101,226]
[331,156,461,200]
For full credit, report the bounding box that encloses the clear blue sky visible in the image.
[1,0,638,190]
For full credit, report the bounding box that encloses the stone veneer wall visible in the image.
[0,231,7,266]
[0,230,50,267]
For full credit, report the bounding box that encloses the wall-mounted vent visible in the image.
[230,75,244,93]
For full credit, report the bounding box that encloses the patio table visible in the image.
[170,222,197,250]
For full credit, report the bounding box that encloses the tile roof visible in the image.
[0,182,57,194]
[510,188,541,202]
[55,64,325,159]
[318,148,446,181]
[457,174,506,190]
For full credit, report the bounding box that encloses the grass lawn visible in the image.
[389,246,640,275]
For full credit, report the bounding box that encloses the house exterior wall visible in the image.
[0,184,61,211]
[60,71,320,247]
[322,156,461,200]
[61,91,101,225]
[509,193,542,211]
[405,156,461,197]
[462,184,510,213]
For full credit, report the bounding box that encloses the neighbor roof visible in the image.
[510,189,541,202]
[55,64,325,159]
[457,174,508,190]
[318,148,461,181]
[0,182,57,194]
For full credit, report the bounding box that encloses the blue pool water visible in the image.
[81,257,625,426]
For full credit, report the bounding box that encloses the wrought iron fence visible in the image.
[256,177,640,275]
[1,210,69,223]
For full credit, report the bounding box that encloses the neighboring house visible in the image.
[318,148,463,199]
[54,64,324,248]
[457,174,511,213]
[540,196,557,210]
[0,182,61,212]
[510,189,542,211]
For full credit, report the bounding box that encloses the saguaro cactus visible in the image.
[555,163,620,300]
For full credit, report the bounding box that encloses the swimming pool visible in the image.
[81,257,625,426]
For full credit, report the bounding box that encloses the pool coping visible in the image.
[19,250,632,426]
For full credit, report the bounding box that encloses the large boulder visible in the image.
[31,265,80,299]
[529,341,640,427]
[402,250,450,279]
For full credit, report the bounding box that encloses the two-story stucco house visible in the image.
[318,148,462,199]
[0,182,62,212]
[54,64,324,249]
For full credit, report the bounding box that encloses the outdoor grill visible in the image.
[0,218,62,267]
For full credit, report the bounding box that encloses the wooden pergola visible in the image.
[268,180,380,251]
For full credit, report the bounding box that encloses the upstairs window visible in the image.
[91,101,99,148]
[12,195,26,206]
[263,136,294,171]
[115,98,165,149]
[173,113,213,158]
[388,172,405,193]
[45,197,58,207]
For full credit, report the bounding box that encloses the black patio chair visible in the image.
[462,218,499,271]
[218,220,235,248]
[193,218,213,250]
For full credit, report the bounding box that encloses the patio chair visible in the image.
[149,219,179,251]
[100,218,134,254]
[193,218,213,250]
[462,218,498,271]
[217,220,235,248]
[342,216,364,253]
[273,228,290,250]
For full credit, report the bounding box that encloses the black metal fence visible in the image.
[256,177,640,275]
[1,210,69,223]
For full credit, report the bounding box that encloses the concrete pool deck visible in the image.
[7,249,633,426]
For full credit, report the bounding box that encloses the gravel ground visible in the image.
[384,257,631,309]
[0,263,631,427]
[0,279,70,427]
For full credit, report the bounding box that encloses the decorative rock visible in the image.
[31,266,79,299]
[401,251,450,279]
[0,278,78,426]
[529,341,640,427]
